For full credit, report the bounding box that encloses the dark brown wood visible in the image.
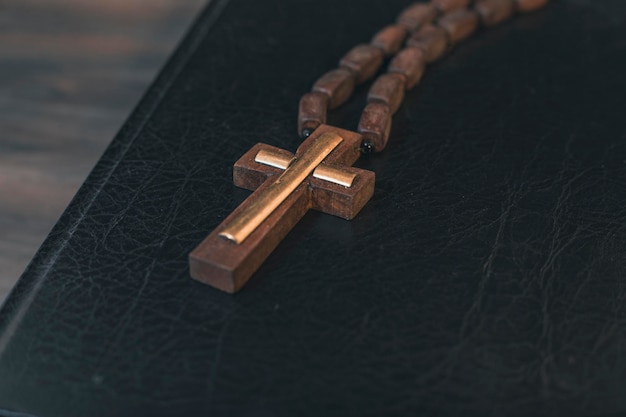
[0,0,205,301]
[388,47,426,90]
[514,0,549,12]
[189,125,374,293]
[298,92,329,135]
[396,2,438,32]
[432,0,471,13]
[407,24,450,63]
[310,167,375,220]
[339,44,384,84]
[475,0,515,26]
[232,144,295,191]
[368,73,406,113]
[437,9,480,44]
[357,102,392,152]
[371,25,408,56]
[312,68,355,109]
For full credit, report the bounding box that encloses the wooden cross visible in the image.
[189,125,375,293]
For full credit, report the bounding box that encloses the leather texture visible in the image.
[1,0,626,416]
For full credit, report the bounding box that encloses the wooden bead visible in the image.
[388,47,426,90]
[396,3,438,32]
[431,0,471,13]
[298,92,328,136]
[407,24,449,63]
[312,68,355,109]
[437,9,480,44]
[474,0,515,26]
[367,73,406,113]
[514,0,549,12]
[371,24,408,56]
[339,44,384,84]
[358,102,392,152]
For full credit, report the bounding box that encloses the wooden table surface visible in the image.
[0,0,206,302]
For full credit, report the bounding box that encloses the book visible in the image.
[1,0,625,415]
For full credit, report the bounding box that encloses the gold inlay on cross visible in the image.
[219,132,347,244]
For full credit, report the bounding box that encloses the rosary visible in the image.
[189,0,550,293]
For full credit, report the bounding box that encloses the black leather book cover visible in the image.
[1,1,626,416]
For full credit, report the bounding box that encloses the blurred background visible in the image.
[0,0,206,302]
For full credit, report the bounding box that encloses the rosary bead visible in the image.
[339,44,384,84]
[298,92,328,138]
[388,47,426,90]
[431,0,471,13]
[437,9,480,44]
[407,24,449,63]
[371,24,408,56]
[474,0,515,26]
[358,102,392,152]
[514,0,549,12]
[312,68,355,109]
[396,3,438,32]
[367,73,406,113]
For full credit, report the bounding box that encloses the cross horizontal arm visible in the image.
[255,148,357,187]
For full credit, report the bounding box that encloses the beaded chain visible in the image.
[297,0,550,152]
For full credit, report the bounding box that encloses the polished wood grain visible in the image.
[367,72,406,113]
[312,68,356,110]
[297,92,329,137]
[0,0,206,302]
[388,46,427,89]
[189,125,375,293]
[357,101,392,152]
